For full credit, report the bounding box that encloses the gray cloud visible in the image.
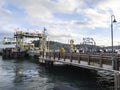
[0,0,120,46]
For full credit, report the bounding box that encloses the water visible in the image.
[0,56,114,90]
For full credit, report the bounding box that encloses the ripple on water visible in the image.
[0,56,114,90]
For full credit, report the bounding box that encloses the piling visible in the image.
[114,71,120,90]
[70,53,72,62]
[78,54,80,63]
[88,54,90,65]
[99,54,103,67]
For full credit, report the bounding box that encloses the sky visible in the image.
[1,0,120,46]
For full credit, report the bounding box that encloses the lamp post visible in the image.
[111,15,117,70]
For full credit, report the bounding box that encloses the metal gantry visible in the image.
[83,37,96,53]
[14,28,47,52]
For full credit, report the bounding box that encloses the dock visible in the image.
[39,52,120,90]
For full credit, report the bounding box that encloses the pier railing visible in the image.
[40,52,120,71]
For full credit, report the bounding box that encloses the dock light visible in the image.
[111,15,117,70]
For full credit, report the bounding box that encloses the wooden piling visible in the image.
[64,53,66,61]
[70,53,72,62]
[58,52,60,60]
[115,58,119,70]
[88,54,90,65]
[49,52,51,59]
[114,71,120,90]
[115,55,120,70]
[99,54,103,67]
[78,54,80,63]
[46,52,48,58]
[53,52,55,60]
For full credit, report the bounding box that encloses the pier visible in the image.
[39,51,120,90]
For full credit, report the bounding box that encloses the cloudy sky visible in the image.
[1,0,120,46]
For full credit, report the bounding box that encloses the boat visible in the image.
[0,37,16,54]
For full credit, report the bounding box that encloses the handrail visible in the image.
[41,52,120,71]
